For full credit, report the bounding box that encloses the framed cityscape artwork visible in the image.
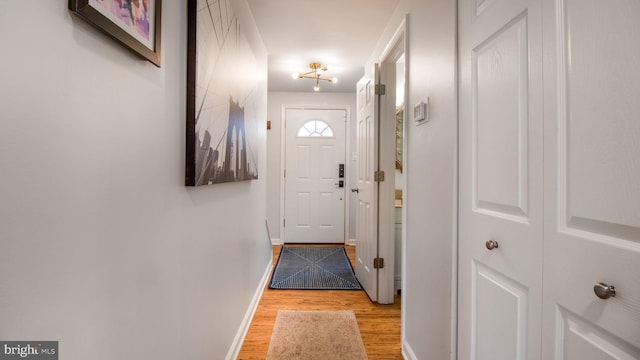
[186,0,260,186]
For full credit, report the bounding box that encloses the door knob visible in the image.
[351,188,359,193]
[485,240,499,250]
[594,282,616,300]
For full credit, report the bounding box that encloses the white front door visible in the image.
[541,0,640,357]
[283,108,346,244]
[355,65,379,301]
[458,0,544,358]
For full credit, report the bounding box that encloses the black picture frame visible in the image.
[69,0,162,67]
[185,0,197,186]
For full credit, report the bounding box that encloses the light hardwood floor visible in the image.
[237,245,402,359]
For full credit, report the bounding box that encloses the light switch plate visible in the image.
[414,97,429,124]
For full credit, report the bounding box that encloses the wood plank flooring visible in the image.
[237,245,402,359]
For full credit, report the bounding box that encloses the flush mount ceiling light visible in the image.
[292,62,338,91]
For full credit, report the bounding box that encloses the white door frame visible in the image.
[280,104,351,244]
[376,18,407,305]
[383,15,412,351]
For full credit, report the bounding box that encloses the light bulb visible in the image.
[314,84,320,91]
[332,77,339,84]
[291,73,299,80]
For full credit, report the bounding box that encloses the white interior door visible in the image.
[458,0,543,358]
[283,108,346,244]
[377,60,398,305]
[355,65,379,301]
[541,0,640,358]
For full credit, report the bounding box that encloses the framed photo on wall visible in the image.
[69,0,162,67]
[185,0,261,186]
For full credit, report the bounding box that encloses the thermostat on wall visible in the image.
[414,98,429,124]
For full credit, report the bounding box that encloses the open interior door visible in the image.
[355,64,380,302]
[355,62,397,304]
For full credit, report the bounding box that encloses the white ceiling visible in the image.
[246,0,400,93]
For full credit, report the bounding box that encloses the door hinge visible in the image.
[375,84,386,95]
[284,169,286,178]
[283,219,285,227]
[373,257,384,269]
[374,170,385,182]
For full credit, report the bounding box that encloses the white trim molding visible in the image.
[225,259,272,360]
[402,340,419,360]
[394,274,402,294]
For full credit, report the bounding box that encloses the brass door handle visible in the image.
[485,240,499,250]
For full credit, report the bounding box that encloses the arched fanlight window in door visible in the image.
[297,120,334,137]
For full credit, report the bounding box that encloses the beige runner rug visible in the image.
[266,310,368,360]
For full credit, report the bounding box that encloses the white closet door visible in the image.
[542,0,640,358]
[458,0,544,357]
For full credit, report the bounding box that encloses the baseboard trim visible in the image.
[402,341,418,360]
[394,278,402,293]
[225,259,272,360]
[348,238,356,246]
[270,238,283,245]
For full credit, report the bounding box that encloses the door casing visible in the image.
[377,22,407,305]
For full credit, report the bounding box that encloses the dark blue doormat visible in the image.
[269,246,363,290]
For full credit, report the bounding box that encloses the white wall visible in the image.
[266,91,357,242]
[0,2,271,360]
[367,1,457,359]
